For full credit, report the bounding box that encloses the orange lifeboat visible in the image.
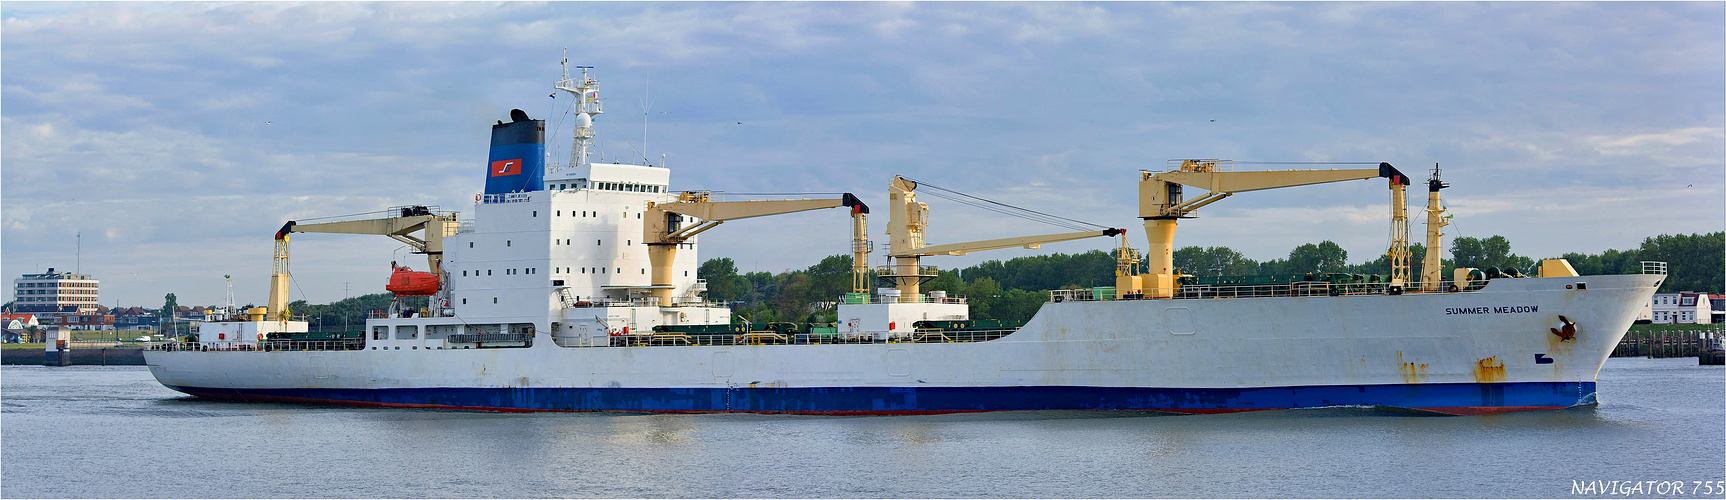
[386,266,439,296]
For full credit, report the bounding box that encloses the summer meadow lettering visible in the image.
[1445,305,1539,315]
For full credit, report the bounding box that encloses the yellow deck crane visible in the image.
[1129,160,1412,298]
[644,192,870,306]
[1419,165,1451,291]
[265,206,460,321]
[884,176,1123,301]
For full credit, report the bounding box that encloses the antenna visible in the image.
[76,231,81,273]
[642,69,651,165]
[553,50,601,170]
[224,274,235,313]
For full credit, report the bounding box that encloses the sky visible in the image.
[3,2,1722,308]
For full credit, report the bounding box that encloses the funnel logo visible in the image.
[490,159,522,177]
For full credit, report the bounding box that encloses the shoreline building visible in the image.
[1648,291,1713,324]
[12,268,99,326]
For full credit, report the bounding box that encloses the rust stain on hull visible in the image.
[1396,351,1428,384]
[1473,356,1506,383]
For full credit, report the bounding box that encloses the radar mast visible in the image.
[554,50,602,170]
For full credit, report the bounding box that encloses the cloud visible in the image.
[3,2,1722,306]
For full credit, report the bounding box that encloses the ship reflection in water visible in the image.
[2,360,1720,498]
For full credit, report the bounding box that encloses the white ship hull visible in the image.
[145,273,1659,415]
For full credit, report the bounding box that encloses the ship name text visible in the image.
[1445,305,1539,315]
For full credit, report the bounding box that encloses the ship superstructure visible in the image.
[146,61,1665,415]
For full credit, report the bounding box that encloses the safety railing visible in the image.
[1052,280,1473,303]
[1642,261,1668,275]
[559,297,727,308]
[480,192,534,205]
[148,340,365,352]
[1165,159,1233,172]
[596,328,1015,348]
[839,294,968,305]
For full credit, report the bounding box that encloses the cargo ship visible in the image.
[144,61,1666,415]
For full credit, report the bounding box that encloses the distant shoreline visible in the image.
[1,347,145,365]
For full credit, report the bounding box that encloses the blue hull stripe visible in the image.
[164,382,1597,415]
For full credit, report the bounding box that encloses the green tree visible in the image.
[923,270,966,295]
[697,257,749,303]
[1633,232,1724,293]
[160,293,179,318]
[995,289,1049,324]
[1174,246,1259,276]
[1286,241,1348,274]
[803,255,854,305]
[963,277,1003,321]
[1451,235,1536,274]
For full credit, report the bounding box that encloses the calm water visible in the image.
[2,358,1721,498]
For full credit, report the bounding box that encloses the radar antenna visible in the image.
[553,49,602,171]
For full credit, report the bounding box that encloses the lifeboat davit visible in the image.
[386,266,439,296]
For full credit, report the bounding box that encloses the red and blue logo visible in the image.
[491,159,522,177]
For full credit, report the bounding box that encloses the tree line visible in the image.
[20,232,1706,331]
[699,231,1722,324]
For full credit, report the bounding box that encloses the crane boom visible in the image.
[264,207,460,321]
[1131,160,1408,298]
[885,175,1121,301]
[644,192,869,305]
[898,229,1123,257]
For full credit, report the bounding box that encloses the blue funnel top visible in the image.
[485,109,545,195]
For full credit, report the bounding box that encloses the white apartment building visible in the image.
[12,268,100,322]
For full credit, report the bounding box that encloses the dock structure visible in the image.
[1611,327,1724,365]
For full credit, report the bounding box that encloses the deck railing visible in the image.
[601,328,1015,348]
[1052,280,1471,303]
[148,340,365,352]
